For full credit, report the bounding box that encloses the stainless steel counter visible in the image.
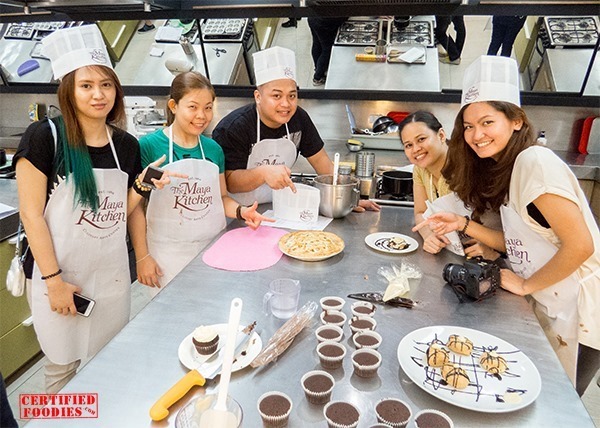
[545,48,599,94]
[325,47,440,92]
[25,204,593,427]
[133,42,246,86]
[0,39,53,83]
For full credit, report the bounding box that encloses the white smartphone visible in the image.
[73,293,95,317]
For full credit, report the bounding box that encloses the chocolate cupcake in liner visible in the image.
[348,316,377,335]
[323,400,360,428]
[351,301,376,317]
[317,341,346,369]
[352,330,382,350]
[316,325,344,343]
[257,391,293,428]
[369,424,393,428]
[414,409,454,428]
[320,310,347,327]
[374,398,412,428]
[320,296,346,312]
[191,325,219,355]
[301,370,335,405]
[351,348,382,378]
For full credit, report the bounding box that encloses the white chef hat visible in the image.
[253,46,296,87]
[42,24,112,81]
[461,55,521,108]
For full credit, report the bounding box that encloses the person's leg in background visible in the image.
[45,360,81,394]
[308,20,325,83]
[452,16,466,59]
[499,16,527,57]
[435,16,460,64]
[282,18,300,28]
[138,20,155,33]
[487,16,507,55]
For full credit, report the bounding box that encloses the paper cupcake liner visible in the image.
[257,391,293,428]
[320,296,346,312]
[320,310,347,327]
[194,342,218,355]
[323,401,360,428]
[301,370,335,405]
[413,409,454,428]
[351,349,382,378]
[317,341,346,369]
[349,316,378,335]
[375,398,412,428]
[350,301,376,317]
[315,325,344,343]
[352,331,382,350]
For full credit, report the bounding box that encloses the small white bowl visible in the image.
[320,310,347,327]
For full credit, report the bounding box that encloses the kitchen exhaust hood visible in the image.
[1,0,179,16]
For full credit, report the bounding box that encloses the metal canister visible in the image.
[355,152,375,178]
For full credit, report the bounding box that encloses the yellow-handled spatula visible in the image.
[149,309,253,422]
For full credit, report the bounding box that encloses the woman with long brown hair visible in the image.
[415,56,599,395]
[14,25,177,392]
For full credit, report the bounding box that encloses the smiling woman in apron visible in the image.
[414,56,599,395]
[14,25,177,393]
[212,46,380,212]
[399,111,500,259]
[129,72,272,294]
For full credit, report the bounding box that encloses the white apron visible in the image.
[146,127,226,294]
[229,110,297,205]
[501,204,581,382]
[32,129,130,365]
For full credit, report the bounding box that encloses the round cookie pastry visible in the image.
[479,351,509,375]
[191,325,219,355]
[441,364,470,389]
[446,334,474,356]
[426,343,450,367]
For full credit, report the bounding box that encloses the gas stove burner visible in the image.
[338,34,356,44]
[335,20,382,46]
[360,34,376,43]
[389,20,434,48]
[544,16,600,47]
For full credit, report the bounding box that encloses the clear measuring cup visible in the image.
[263,279,301,319]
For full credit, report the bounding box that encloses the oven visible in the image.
[201,18,259,85]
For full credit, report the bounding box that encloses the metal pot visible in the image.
[393,16,411,31]
[372,116,395,134]
[380,170,413,197]
[314,174,360,218]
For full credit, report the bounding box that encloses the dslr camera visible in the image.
[443,258,501,299]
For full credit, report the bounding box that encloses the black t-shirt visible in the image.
[14,118,141,193]
[211,103,325,171]
[13,118,142,277]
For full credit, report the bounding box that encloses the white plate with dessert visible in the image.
[365,232,418,254]
[178,323,262,372]
[397,325,541,413]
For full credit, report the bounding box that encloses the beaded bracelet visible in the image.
[41,268,62,280]
[133,176,152,197]
[461,215,471,234]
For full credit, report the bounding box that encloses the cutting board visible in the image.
[586,118,600,154]
[578,116,599,154]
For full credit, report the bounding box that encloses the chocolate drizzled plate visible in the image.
[397,326,541,413]
[365,232,418,254]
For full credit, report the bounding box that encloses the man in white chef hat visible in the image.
[212,46,380,211]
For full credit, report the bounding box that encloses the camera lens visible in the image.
[443,263,465,283]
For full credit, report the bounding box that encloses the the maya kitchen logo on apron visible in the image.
[76,190,125,237]
[170,179,214,216]
[252,154,285,168]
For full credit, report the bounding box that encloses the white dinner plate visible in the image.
[365,232,419,254]
[178,323,262,372]
[397,325,541,413]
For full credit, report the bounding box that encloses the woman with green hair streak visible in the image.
[13,24,181,393]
